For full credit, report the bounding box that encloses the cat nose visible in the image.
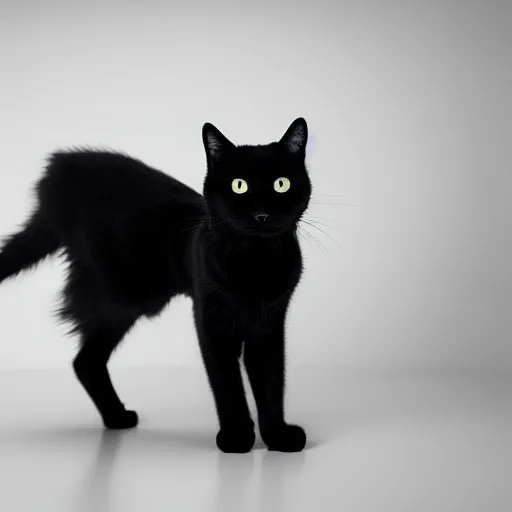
[254,213,269,222]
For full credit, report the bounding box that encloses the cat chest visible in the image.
[212,251,301,301]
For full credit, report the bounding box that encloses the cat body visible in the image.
[0,118,311,452]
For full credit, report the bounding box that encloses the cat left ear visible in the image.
[279,117,308,156]
[202,122,235,165]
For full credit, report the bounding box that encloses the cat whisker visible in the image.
[298,226,330,254]
[298,228,318,251]
[302,216,343,232]
[297,229,314,250]
[299,219,343,249]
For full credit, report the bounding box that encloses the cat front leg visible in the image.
[244,308,307,452]
[194,304,255,453]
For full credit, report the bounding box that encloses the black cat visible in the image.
[0,118,311,452]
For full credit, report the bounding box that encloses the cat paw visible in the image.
[103,409,139,430]
[216,427,256,453]
[262,424,306,452]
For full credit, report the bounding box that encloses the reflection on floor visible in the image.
[0,366,510,512]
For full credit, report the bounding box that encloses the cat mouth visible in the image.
[236,218,290,237]
[256,225,282,235]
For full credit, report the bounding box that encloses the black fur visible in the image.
[0,118,311,452]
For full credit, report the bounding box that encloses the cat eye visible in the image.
[231,178,248,194]
[274,177,291,193]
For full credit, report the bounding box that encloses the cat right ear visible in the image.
[202,123,235,165]
[279,117,308,156]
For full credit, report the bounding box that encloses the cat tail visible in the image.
[0,211,60,284]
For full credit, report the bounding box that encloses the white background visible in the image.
[0,0,510,372]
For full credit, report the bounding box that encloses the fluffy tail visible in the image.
[0,212,60,284]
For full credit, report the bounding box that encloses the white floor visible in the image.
[0,365,509,512]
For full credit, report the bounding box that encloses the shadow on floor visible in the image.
[67,428,311,512]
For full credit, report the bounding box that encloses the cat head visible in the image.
[202,118,311,237]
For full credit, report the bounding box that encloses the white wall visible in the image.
[0,0,510,370]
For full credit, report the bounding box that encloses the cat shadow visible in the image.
[70,427,217,512]
[214,441,308,511]
[13,423,317,512]
[73,429,123,512]
[16,423,217,450]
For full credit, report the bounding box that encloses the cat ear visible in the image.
[202,123,235,164]
[279,117,308,155]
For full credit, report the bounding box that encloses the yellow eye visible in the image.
[232,178,248,194]
[274,177,291,193]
